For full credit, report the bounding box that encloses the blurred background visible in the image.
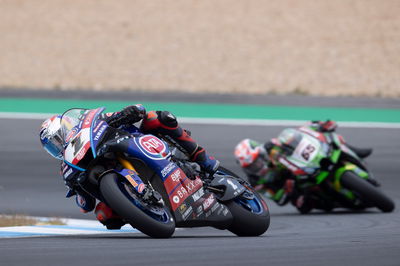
[0,0,399,98]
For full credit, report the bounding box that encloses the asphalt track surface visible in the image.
[0,91,399,266]
[0,117,399,266]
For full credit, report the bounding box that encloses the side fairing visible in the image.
[123,134,224,222]
[64,128,91,166]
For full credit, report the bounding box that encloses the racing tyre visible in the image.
[341,171,395,213]
[100,173,175,238]
[217,167,270,236]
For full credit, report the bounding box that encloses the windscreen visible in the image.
[60,108,88,146]
[277,128,303,154]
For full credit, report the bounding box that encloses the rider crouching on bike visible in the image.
[234,120,372,213]
[40,104,219,229]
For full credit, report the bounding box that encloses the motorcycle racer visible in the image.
[40,104,219,229]
[234,120,373,213]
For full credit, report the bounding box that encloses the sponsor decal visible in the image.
[202,194,215,211]
[65,128,78,143]
[83,110,97,128]
[64,168,73,178]
[179,203,188,213]
[196,205,203,215]
[185,178,202,194]
[75,146,88,161]
[173,195,180,204]
[161,162,175,177]
[191,188,205,202]
[94,124,107,141]
[93,121,104,133]
[137,183,145,193]
[205,202,220,218]
[125,175,139,187]
[181,206,193,220]
[175,178,203,199]
[139,135,166,156]
[176,186,189,199]
[168,177,203,211]
[170,168,182,183]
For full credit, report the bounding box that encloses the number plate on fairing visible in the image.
[290,136,321,167]
[64,128,91,165]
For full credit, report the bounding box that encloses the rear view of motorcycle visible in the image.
[236,124,395,214]
[281,126,395,213]
[60,108,270,238]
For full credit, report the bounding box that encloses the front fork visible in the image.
[115,153,146,194]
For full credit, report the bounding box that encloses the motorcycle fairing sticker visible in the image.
[64,109,100,166]
[117,168,145,194]
[91,120,108,150]
[64,128,91,165]
[133,135,170,161]
[164,169,203,211]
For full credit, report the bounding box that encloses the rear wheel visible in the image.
[341,171,395,213]
[100,173,175,238]
[217,167,270,236]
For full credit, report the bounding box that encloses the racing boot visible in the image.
[347,144,373,159]
[190,146,220,175]
[141,110,220,175]
[94,202,126,230]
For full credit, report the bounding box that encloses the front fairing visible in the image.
[61,107,106,170]
[283,131,328,176]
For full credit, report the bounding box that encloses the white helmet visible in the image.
[234,139,268,177]
[39,115,64,160]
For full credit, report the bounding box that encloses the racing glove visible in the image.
[121,104,146,123]
[109,104,146,127]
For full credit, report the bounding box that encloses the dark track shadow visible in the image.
[271,208,382,217]
[62,234,264,240]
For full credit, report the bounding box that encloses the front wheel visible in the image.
[341,171,395,213]
[217,167,270,236]
[226,188,270,236]
[100,173,175,238]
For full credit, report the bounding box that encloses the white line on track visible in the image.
[1,112,400,129]
[0,218,138,238]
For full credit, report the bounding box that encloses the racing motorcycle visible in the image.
[60,108,270,238]
[271,126,395,213]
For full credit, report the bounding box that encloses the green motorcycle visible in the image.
[273,126,395,213]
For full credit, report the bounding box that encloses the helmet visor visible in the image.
[43,131,64,159]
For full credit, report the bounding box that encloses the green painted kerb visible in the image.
[1,98,400,123]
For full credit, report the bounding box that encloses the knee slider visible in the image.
[158,111,178,128]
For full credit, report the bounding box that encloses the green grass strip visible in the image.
[0,98,399,123]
